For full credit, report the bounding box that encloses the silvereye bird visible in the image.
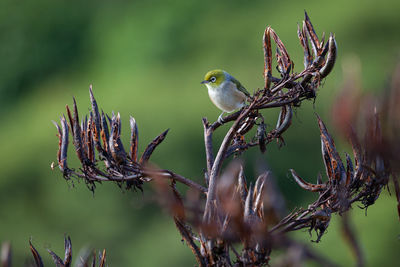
[201,69,251,122]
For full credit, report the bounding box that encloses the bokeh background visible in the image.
[0,0,399,265]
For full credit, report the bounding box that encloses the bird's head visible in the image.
[201,69,226,89]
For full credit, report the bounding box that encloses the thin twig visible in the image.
[340,212,365,267]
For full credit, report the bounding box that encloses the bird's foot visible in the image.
[217,113,226,124]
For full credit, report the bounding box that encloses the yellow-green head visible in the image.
[201,69,226,87]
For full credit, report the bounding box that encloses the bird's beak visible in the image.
[201,80,209,84]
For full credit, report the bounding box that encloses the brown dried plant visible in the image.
[0,236,106,267]
[43,11,398,267]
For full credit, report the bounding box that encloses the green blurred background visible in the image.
[0,0,399,265]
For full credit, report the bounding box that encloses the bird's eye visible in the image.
[210,77,216,83]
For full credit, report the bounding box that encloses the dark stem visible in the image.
[203,118,214,177]
[340,212,365,267]
[203,103,255,222]
[143,168,208,193]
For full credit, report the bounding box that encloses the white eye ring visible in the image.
[210,77,216,83]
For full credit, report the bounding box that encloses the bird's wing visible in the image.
[231,76,251,97]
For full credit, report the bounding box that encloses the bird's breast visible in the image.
[207,81,247,113]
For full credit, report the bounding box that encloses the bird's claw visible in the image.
[218,113,226,124]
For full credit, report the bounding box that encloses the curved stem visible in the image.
[142,168,207,193]
[203,103,255,222]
